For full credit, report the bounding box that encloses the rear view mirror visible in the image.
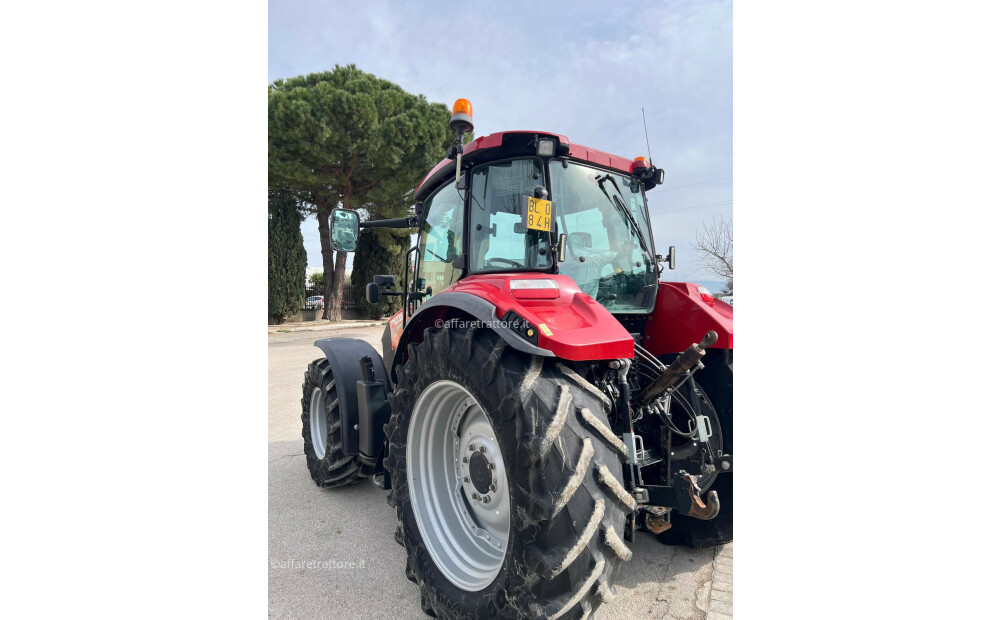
[331,209,360,252]
[657,246,677,270]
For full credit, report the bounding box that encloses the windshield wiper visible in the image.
[596,175,652,258]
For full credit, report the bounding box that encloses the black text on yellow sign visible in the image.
[522,196,553,232]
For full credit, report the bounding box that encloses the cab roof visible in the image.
[414,130,638,202]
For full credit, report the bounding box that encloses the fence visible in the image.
[304,283,357,310]
[341,285,358,310]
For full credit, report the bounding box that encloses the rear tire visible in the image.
[656,381,733,548]
[386,326,634,619]
[300,358,365,488]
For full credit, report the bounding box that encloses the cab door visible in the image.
[386,183,466,354]
[415,183,466,296]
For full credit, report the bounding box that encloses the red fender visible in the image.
[643,282,733,355]
[389,273,633,362]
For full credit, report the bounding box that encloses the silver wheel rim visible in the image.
[407,380,510,591]
[309,386,327,459]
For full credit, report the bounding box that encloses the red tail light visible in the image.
[697,286,716,306]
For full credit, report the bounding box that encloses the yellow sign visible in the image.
[524,196,553,232]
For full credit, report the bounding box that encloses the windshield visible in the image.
[549,160,657,313]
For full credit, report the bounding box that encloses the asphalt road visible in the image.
[268,325,719,619]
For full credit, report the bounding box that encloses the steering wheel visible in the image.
[486,257,523,268]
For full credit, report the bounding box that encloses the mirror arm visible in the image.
[360,216,418,229]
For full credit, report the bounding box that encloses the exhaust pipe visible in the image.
[636,331,717,408]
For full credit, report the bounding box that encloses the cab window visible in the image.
[468,158,550,272]
[417,184,465,295]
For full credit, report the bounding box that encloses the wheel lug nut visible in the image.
[483,495,491,503]
[464,477,470,483]
[468,445,475,451]
[471,493,479,500]
[487,463,495,470]
[462,457,468,463]
[479,446,486,453]
[489,484,496,491]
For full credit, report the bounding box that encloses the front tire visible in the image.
[386,326,635,619]
[300,358,365,488]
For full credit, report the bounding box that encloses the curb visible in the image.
[706,543,733,619]
[268,320,385,334]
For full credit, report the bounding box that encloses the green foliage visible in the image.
[268,64,455,320]
[350,228,412,319]
[268,192,307,324]
[308,271,324,291]
[268,66,452,203]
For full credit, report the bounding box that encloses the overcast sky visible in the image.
[269,0,732,282]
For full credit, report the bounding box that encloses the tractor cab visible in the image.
[410,100,668,314]
[412,151,662,314]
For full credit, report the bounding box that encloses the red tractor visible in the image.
[300,99,733,619]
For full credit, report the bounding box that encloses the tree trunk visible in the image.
[328,187,352,322]
[315,196,336,321]
[330,251,347,321]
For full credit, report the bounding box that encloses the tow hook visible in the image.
[633,473,721,521]
[677,474,720,520]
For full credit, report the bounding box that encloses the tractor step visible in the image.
[623,432,662,468]
[635,455,662,468]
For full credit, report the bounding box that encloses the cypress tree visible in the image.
[350,227,411,319]
[268,191,307,324]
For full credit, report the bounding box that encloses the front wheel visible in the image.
[386,326,635,619]
[300,358,365,488]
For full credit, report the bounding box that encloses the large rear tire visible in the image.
[386,326,634,619]
[300,358,365,488]
[656,379,733,548]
